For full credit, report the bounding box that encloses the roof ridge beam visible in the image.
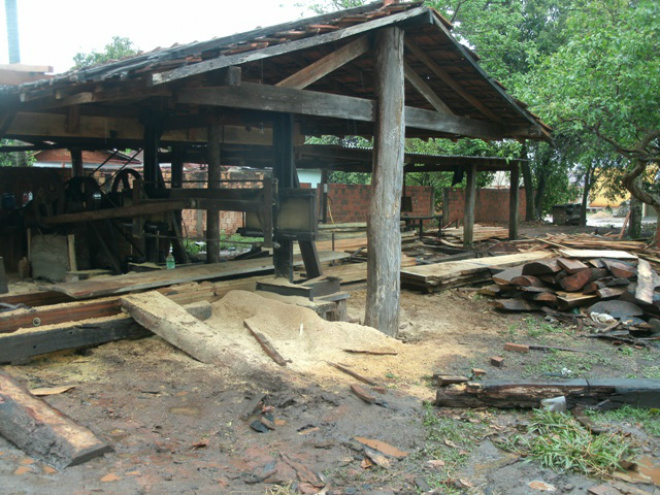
[276,36,370,90]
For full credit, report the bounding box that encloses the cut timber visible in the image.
[0,370,111,469]
[558,249,637,260]
[328,362,377,386]
[635,259,655,305]
[47,251,349,299]
[557,258,589,274]
[0,301,212,364]
[401,252,552,293]
[522,259,561,276]
[556,291,599,310]
[603,259,636,279]
[435,379,660,409]
[244,319,289,366]
[492,299,543,312]
[559,268,596,292]
[492,266,524,286]
[121,291,252,367]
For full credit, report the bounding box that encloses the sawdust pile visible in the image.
[207,290,401,372]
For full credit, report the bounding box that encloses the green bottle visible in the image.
[166,249,175,270]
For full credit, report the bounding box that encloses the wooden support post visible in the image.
[273,113,294,280]
[0,371,111,469]
[170,144,189,264]
[509,162,520,240]
[69,148,83,177]
[365,27,405,337]
[143,120,162,262]
[320,169,329,224]
[463,163,477,248]
[206,123,222,264]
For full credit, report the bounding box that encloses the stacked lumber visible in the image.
[401,252,552,292]
[542,233,648,252]
[486,250,660,314]
[440,225,510,244]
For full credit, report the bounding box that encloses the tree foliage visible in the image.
[72,36,139,69]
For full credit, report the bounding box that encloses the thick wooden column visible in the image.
[171,144,189,264]
[463,163,477,248]
[143,121,161,262]
[69,148,83,177]
[272,113,295,280]
[206,124,222,264]
[365,27,405,337]
[509,162,520,240]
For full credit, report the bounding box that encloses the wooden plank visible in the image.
[559,268,594,292]
[635,259,655,305]
[45,251,348,299]
[509,164,519,240]
[492,266,524,285]
[556,291,599,310]
[558,249,638,260]
[403,62,454,115]
[244,319,289,366]
[492,299,543,312]
[603,259,637,279]
[152,7,430,85]
[0,370,111,469]
[121,291,257,367]
[435,379,660,409]
[365,26,405,337]
[276,36,370,89]
[0,301,212,364]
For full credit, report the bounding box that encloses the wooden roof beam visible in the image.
[177,83,539,140]
[403,61,454,115]
[404,38,501,122]
[276,36,370,90]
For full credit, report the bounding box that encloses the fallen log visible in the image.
[0,371,111,469]
[435,379,660,409]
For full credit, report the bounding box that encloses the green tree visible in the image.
[530,0,660,239]
[72,36,139,69]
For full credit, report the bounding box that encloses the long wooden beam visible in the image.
[403,62,454,115]
[276,36,370,90]
[151,7,430,86]
[177,83,528,140]
[404,38,501,122]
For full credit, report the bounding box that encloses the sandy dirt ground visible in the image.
[1,224,659,495]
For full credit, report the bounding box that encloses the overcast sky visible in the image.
[1,0,320,73]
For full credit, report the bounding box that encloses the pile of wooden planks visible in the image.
[439,225,510,245]
[485,249,660,314]
[401,251,553,292]
[542,233,648,252]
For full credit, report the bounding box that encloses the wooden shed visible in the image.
[0,1,549,335]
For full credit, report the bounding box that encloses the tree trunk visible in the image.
[579,162,594,227]
[629,197,642,239]
[533,173,546,220]
[365,27,405,337]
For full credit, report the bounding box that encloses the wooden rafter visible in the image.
[151,7,429,86]
[276,36,370,90]
[403,61,454,115]
[404,38,501,122]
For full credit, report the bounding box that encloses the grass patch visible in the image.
[585,405,660,438]
[522,316,572,338]
[499,409,635,476]
[522,349,609,378]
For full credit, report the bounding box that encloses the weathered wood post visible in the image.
[463,163,477,248]
[365,27,405,337]
[207,123,222,263]
[509,162,520,240]
[69,148,83,177]
[272,112,295,280]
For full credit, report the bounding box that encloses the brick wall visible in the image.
[325,183,434,224]
[443,188,526,225]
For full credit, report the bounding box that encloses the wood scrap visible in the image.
[350,383,376,403]
[558,249,638,260]
[244,319,289,366]
[328,362,377,386]
[343,348,398,356]
[434,379,660,409]
[121,291,259,368]
[0,370,111,469]
[354,436,409,458]
[557,258,589,274]
[635,259,655,305]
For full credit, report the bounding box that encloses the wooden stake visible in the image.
[243,319,289,367]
